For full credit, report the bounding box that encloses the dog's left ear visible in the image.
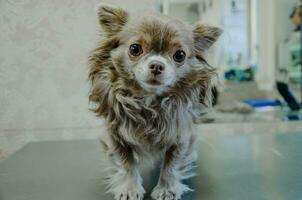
[97,4,128,35]
[193,24,223,51]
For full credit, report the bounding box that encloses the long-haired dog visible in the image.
[88,4,222,200]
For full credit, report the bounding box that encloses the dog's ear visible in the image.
[97,4,128,35]
[193,24,223,51]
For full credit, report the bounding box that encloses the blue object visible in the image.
[244,99,279,108]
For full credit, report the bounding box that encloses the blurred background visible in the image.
[0,0,301,160]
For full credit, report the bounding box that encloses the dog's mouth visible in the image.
[146,79,161,86]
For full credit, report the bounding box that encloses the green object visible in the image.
[288,41,301,83]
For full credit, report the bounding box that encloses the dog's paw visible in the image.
[151,187,177,200]
[115,190,143,200]
[151,182,191,200]
[113,184,145,200]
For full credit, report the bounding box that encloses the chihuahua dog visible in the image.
[88,4,222,200]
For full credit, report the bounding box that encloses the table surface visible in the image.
[1,131,302,200]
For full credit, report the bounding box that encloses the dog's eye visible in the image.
[129,44,143,56]
[173,50,186,63]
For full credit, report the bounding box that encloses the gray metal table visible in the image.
[1,131,302,200]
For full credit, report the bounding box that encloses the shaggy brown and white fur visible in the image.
[88,4,222,200]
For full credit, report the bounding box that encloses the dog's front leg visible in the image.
[106,143,145,200]
[151,142,196,200]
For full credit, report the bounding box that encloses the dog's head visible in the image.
[92,4,222,95]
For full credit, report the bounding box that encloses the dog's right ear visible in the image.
[97,4,128,35]
[193,24,223,51]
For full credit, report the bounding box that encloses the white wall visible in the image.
[198,0,224,67]
[255,0,276,90]
[274,0,297,44]
[0,0,158,131]
[255,0,296,90]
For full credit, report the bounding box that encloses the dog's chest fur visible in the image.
[106,89,200,150]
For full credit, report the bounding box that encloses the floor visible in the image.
[1,129,302,200]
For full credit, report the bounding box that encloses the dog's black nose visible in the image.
[149,62,165,76]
